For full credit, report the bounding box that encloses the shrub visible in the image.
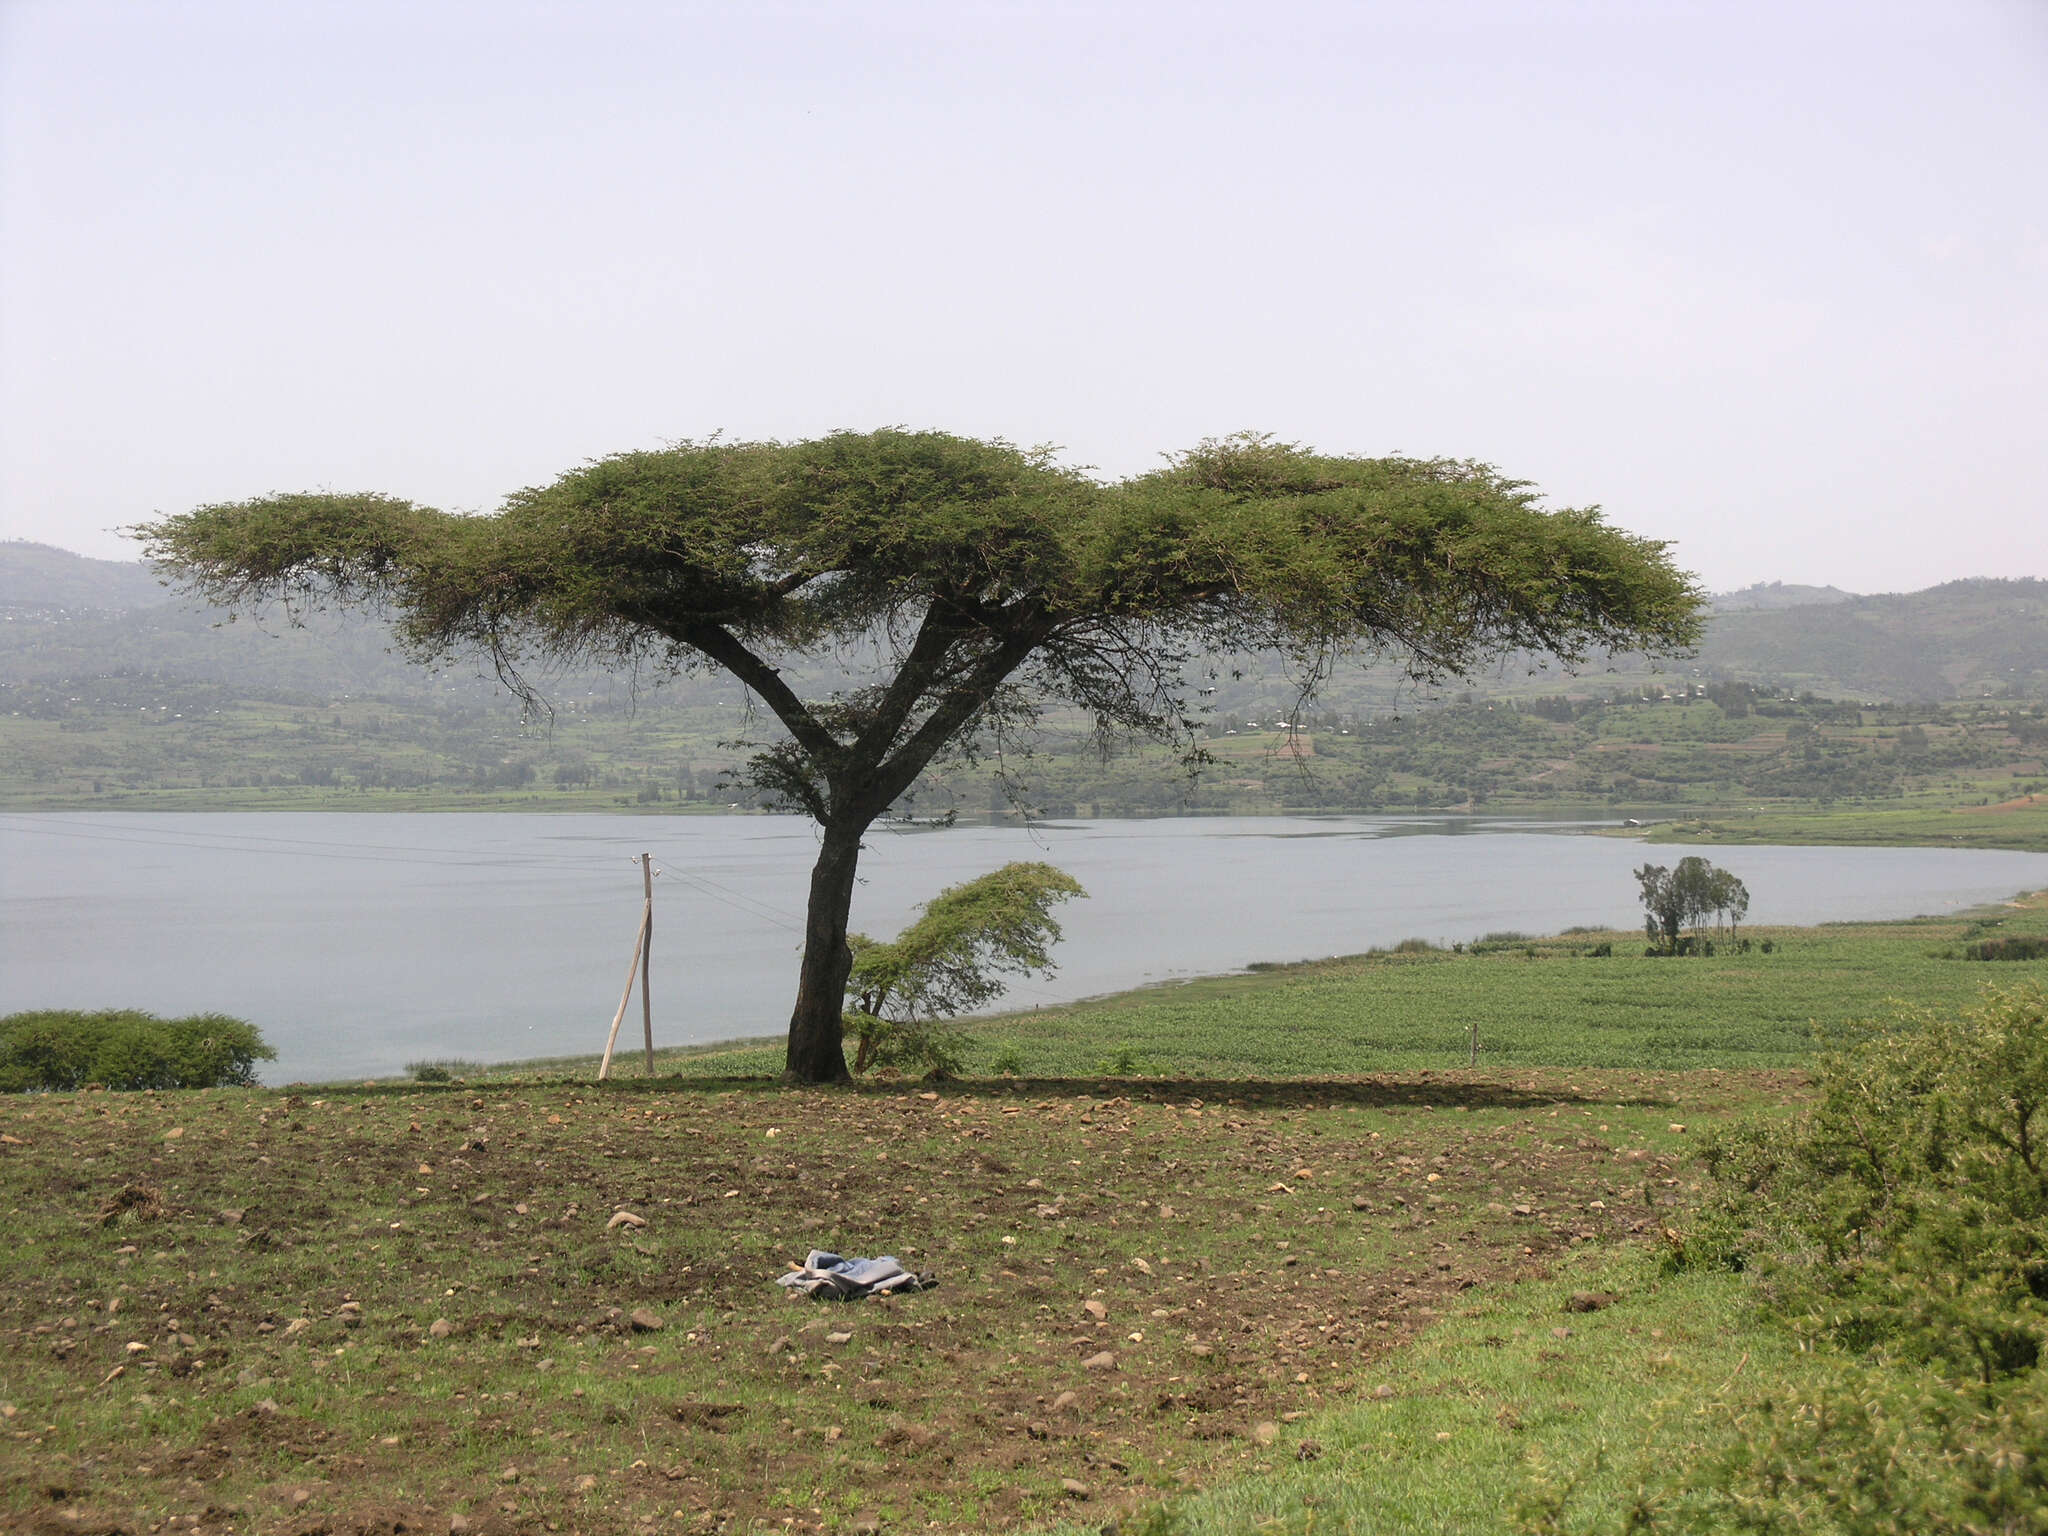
[1391,937,1439,954]
[989,1046,1024,1076]
[1586,941,1613,957]
[1965,936,2048,962]
[0,1009,274,1092]
[1591,982,2048,1532]
[409,1063,454,1084]
[1689,982,2048,1382]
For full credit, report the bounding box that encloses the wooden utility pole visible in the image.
[599,853,656,1082]
[640,851,655,1076]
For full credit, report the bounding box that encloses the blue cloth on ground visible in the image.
[775,1249,936,1299]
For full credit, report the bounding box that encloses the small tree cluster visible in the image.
[842,862,1084,1078]
[1635,856,1749,954]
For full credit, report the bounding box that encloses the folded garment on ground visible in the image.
[775,1250,938,1300]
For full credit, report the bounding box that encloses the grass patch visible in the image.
[1035,1247,1813,1535]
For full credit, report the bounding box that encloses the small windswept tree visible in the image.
[141,428,1701,1081]
[843,862,1085,1076]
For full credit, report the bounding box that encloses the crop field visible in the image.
[480,892,2048,1085]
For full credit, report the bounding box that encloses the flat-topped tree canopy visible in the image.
[140,428,1702,1082]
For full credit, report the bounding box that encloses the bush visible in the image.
[0,1009,274,1092]
[1688,982,2048,1382]
[1582,982,2048,1533]
[1586,941,1613,957]
[1965,936,2048,962]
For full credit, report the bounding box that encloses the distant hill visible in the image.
[1688,579,2048,702]
[0,540,169,614]
[2,543,2043,706]
[1708,581,1859,613]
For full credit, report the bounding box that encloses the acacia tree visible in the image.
[140,429,1701,1082]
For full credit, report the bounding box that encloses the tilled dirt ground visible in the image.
[0,1070,1802,1535]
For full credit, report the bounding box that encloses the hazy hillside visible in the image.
[1707,581,1858,613]
[0,540,170,614]
[3,543,2044,708]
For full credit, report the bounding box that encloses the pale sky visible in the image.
[2,0,2043,594]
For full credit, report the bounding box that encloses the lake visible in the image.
[4,811,2046,1083]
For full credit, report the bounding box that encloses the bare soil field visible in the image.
[0,1071,1798,1535]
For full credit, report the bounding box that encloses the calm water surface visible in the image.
[4,812,2046,1082]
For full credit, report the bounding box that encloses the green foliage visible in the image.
[0,1009,274,1091]
[1690,982,2048,1383]
[1634,856,1748,953]
[843,861,1085,1076]
[1967,935,2048,962]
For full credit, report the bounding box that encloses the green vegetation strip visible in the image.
[456,894,2048,1086]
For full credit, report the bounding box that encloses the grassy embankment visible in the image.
[3,894,2045,1536]
[1646,790,2048,853]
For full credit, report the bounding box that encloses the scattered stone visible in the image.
[1026,1420,1049,1440]
[450,1515,472,1534]
[825,1330,853,1346]
[1081,1350,1118,1371]
[499,1465,520,1484]
[1082,1299,1107,1321]
[607,1211,647,1231]
[1295,1439,1323,1462]
[629,1308,664,1332]
[282,1317,311,1337]
[850,1512,882,1536]
[1565,1291,1616,1313]
[1253,1421,1279,1446]
[164,1128,184,1140]
[429,1318,453,1338]
[1130,1257,1154,1276]
[574,1475,598,1494]
[291,1489,310,1506]
[1370,1384,1396,1400]
[1551,1326,1573,1340]
[253,1398,280,1416]
[1190,1344,1213,1357]
[766,1335,792,1356]
[1060,1478,1091,1499]
[1051,1391,1078,1411]
[1350,1195,1371,1210]
[218,1209,244,1225]
[1669,1124,1688,1134]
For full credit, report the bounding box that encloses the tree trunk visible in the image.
[783,818,866,1084]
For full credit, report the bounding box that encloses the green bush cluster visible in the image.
[1647,982,2048,1529]
[0,1009,274,1092]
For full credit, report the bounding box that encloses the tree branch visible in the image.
[669,620,842,765]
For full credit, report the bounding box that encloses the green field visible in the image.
[455,891,2048,1086]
